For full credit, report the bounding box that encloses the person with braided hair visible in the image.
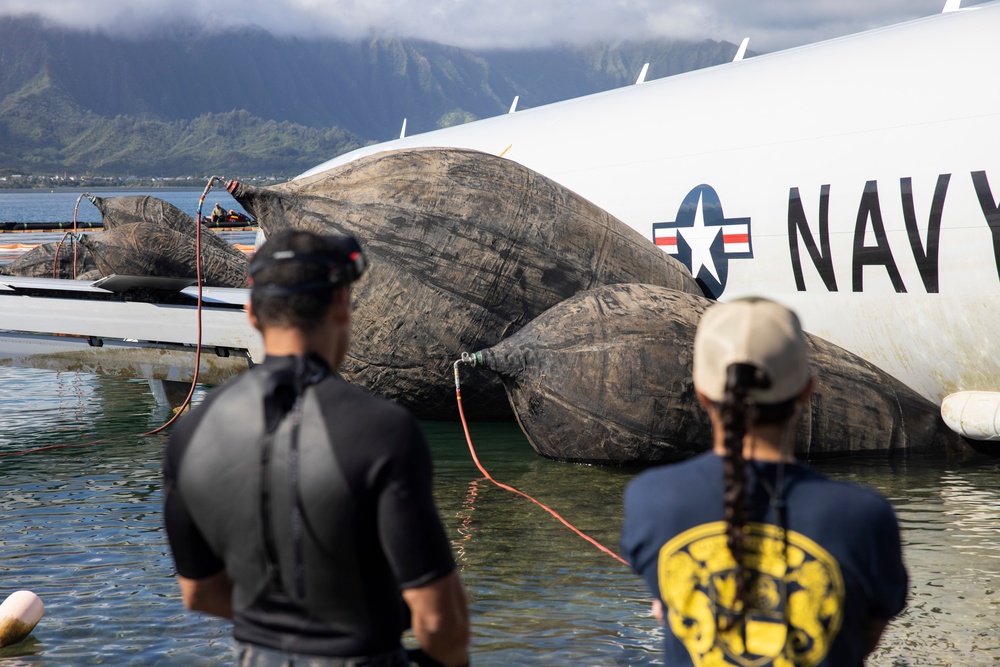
[621,298,907,666]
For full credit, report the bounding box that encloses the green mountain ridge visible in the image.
[0,15,746,179]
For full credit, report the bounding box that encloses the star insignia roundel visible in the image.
[652,184,752,298]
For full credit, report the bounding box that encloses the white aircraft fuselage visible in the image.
[301,3,1000,415]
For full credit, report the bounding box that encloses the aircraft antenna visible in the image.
[508,96,519,113]
[734,37,750,62]
[635,63,650,85]
[399,118,407,139]
[942,0,962,12]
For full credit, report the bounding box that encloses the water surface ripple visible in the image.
[0,364,998,665]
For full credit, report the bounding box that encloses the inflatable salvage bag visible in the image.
[0,195,249,287]
[88,194,199,232]
[465,283,975,465]
[87,195,249,287]
[229,148,701,420]
[0,241,99,280]
[80,222,249,288]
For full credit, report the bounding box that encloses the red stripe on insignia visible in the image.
[723,234,748,244]
[655,237,678,247]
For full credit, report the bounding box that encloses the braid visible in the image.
[719,363,768,630]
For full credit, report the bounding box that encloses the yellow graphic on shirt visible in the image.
[658,521,843,667]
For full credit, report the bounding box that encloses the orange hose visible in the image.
[453,361,627,565]
[0,437,112,458]
[141,177,225,435]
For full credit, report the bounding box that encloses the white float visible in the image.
[941,391,1000,441]
[0,590,44,647]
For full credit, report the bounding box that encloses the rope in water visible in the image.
[452,359,627,566]
[0,436,118,458]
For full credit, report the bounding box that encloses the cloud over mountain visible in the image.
[0,0,982,52]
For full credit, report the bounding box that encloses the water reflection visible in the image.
[813,459,1000,665]
[0,368,231,666]
[0,368,998,665]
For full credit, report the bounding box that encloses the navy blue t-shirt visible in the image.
[621,452,907,666]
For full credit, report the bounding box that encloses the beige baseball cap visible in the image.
[693,297,810,404]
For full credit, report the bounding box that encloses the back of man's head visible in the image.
[249,229,366,332]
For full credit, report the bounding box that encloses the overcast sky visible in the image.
[0,0,990,53]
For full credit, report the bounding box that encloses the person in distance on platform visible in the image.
[210,202,226,223]
[621,297,907,666]
[163,229,470,667]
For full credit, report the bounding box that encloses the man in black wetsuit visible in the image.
[163,229,470,667]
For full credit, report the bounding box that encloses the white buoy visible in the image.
[941,391,1000,440]
[0,591,44,647]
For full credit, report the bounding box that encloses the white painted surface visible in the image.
[300,3,1000,408]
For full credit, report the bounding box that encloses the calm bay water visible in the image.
[0,188,248,225]
[1,191,999,665]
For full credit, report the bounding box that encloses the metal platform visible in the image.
[0,275,261,385]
